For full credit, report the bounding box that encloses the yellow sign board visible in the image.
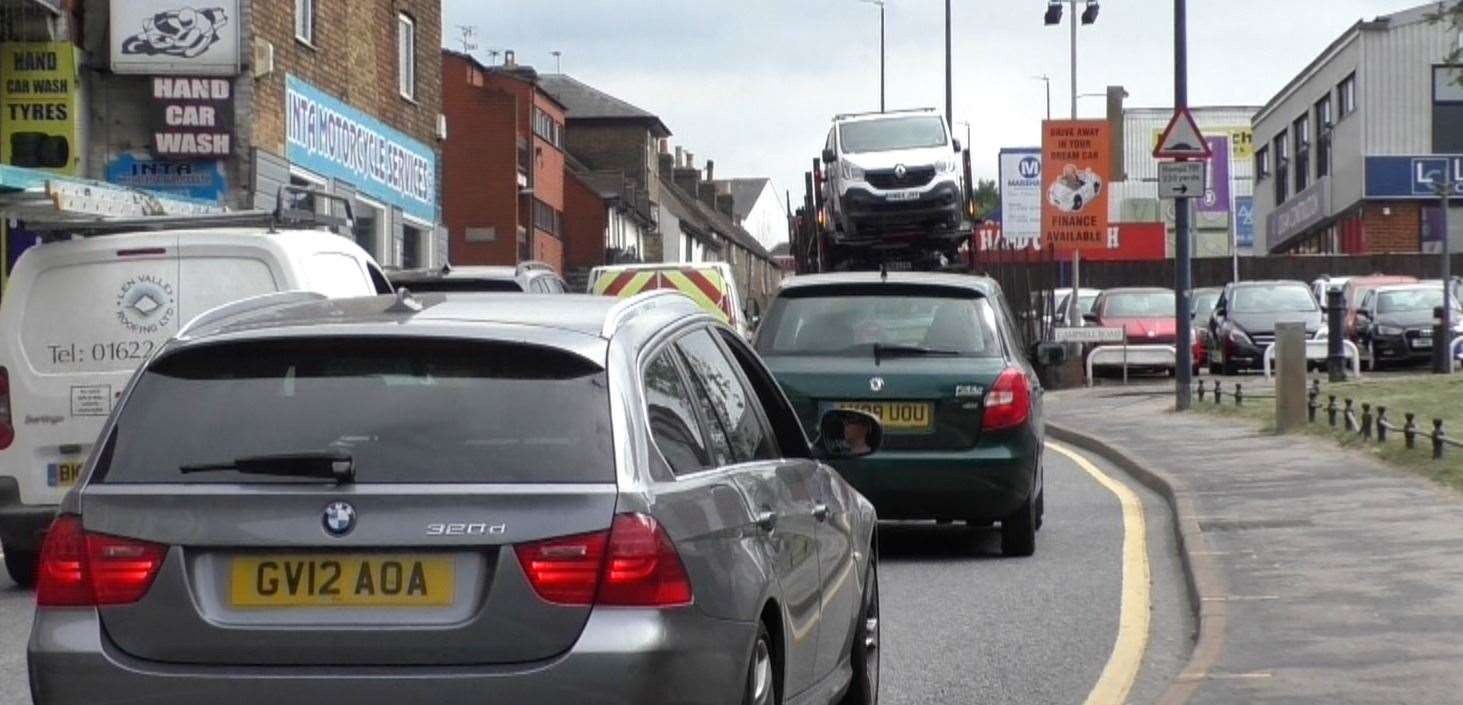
[1,42,80,176]
[1152,126,1252,161]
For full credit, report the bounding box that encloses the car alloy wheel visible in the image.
[745,624,777,705]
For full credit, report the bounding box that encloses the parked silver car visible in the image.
[28,290,883,705]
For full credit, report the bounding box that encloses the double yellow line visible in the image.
[1048,441,1152,705]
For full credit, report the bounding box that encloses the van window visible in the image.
[19,256,180,374]
[97,339,614,485]
[179,256,280,321]
[309,253,373,298]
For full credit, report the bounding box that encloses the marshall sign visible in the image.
[151,76,233,157]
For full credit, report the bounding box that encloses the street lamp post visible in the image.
[945,0,953,126]
[1032,74,1052,120]
[1437,170,1455,374]
[858,0,886,112]
[1045,1,1099,331]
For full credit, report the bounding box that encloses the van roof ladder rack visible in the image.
[25,186,355,239]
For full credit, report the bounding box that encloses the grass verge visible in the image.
[1192,373,1463,492]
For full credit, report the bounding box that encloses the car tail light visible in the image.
[597,513,693,607]
[36,515,168,607]
[0,366,12,450]
[515,513,693,608]
[982,368,1031,432]
[515,529,609,606]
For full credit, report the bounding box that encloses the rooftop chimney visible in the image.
[503,50,516,66]
[674,146,684,167]
[704,159,715,183]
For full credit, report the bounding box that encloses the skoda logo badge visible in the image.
[894,164,908,180]
[870,377,885,393]
[322,501,356,537]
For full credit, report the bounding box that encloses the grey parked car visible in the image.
[28,290,883,705]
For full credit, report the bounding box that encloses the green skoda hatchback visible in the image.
[755,272,1049,556]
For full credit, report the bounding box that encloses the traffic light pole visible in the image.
[1174,0,1194,410]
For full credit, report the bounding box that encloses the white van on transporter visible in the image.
[0,197,390,585]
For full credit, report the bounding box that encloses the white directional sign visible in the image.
[1158,161,1208,200]
[1052,327,1126,344]
[1154,108,1212,159]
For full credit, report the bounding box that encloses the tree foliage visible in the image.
[1429,1,1463,82]
[971,179,999,220]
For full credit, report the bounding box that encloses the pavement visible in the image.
[1048,383,1463,705]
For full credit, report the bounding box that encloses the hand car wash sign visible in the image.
[151,77,232,157]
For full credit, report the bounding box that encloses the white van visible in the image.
[0,227,389,584]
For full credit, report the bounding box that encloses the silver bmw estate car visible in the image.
[28,290,882,705]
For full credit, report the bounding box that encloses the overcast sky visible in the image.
[442,0,1433,215]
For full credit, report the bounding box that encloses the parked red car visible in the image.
[1085,287,1201,371]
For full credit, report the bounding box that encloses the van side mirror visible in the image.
[1035,342,1068,366]
[815,409,883,460]
[952,138,963,153]
[1082,312,1099,324]
[821,148,837,165]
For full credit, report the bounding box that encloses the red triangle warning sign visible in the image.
[1154,108,1212,159]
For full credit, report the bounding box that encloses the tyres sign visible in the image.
[1041,120,1111,251]
[0,42,80,175]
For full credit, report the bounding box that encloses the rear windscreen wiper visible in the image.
[180,452,355,483]
[874,343,960,364]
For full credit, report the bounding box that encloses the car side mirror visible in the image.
[1357,309,1372,321]
[821,148,837,165]
[1035,342,1068,366]
[952,138,963,153]
[815,409,883,460]
[1082,312,1099,324]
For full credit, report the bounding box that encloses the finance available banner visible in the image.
[1041,120,1111,251]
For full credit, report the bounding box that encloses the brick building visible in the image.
[4,1,446,286]
[440,50,567,272]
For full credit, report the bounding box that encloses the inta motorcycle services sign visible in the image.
[151,77,233,157]
[110,1,241,76]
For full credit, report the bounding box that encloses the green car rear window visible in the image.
[756,286,1002,358]
[96,338,613,485]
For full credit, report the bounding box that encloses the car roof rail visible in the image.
[177,290,329,339]
[601,290,701,338]
[24,185,352,239]
[516,260,555,274]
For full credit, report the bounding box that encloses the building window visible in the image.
[1338,73,1356,118]
[532,107,563,149]
[295,0,314,45]
[1292,115,1309,194]
[532,198,562,237]
[354,198,387,263]
[1255,146,1270,182]
[1434,66,1463,153]
[402,222,429,269]
[1274,130,1289,205]
[1322,94,1334,179]
[397,14,416,100]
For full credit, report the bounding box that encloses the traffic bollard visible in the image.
[1434,420,1447,460]
[1361,403,1372,440]
[1377,407,1388,443]
[1344,399,1356,432]
[1405,413,1418,449]
[1328,395,1339,427]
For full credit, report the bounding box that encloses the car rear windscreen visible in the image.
[390,279,524,293]
[96,338,612,484]
[756,286,1002,358]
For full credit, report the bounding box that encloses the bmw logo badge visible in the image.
[322,501,356,537]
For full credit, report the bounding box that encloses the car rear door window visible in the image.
[644,349,712,476]
[678,328,777,465]
[97,338,613,484]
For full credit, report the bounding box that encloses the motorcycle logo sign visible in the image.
[111,2,241,76]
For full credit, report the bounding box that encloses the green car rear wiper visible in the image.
[180,452,355,483]
[873,343,960,365]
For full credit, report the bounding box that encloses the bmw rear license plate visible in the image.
[836,401,933,431]
[885,190,920,202]
[230,555,455,608]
